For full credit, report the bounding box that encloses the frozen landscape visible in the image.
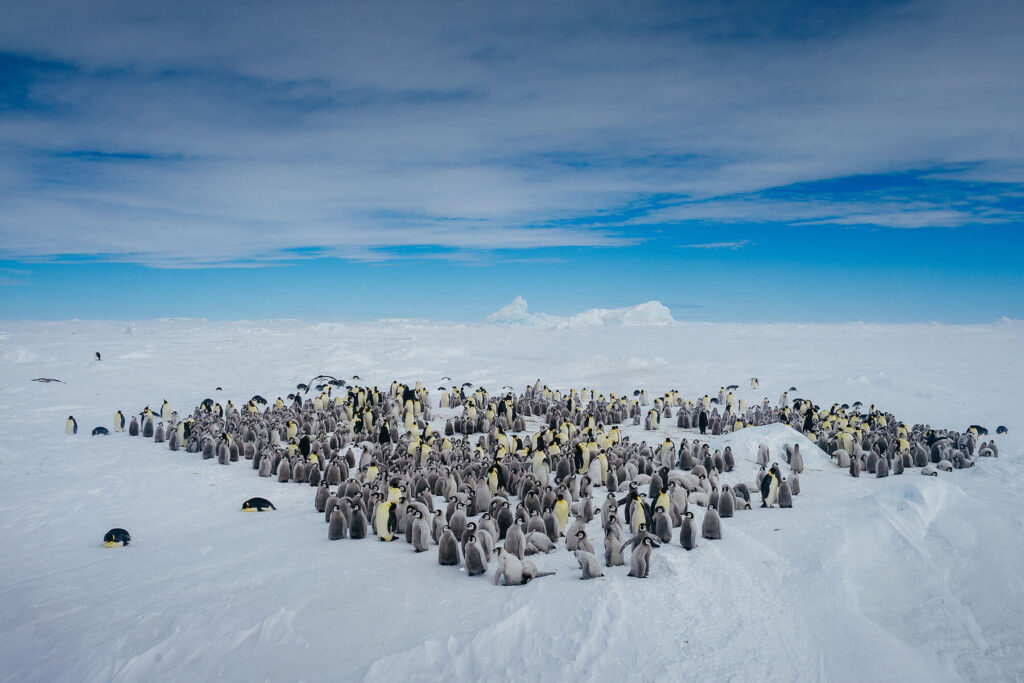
[1,302,1021,682]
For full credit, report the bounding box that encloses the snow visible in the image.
[0,317,1021,682]
[486,296,674,328]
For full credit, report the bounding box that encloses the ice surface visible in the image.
[0,317,1020,682]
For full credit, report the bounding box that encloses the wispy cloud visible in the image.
[678,240,751,250]
[0,1,1022,266]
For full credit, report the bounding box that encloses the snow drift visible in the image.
[0,318,1020,682]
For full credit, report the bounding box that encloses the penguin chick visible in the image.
[410,509,431,552]
[702,504,722,539]
[464,535,488,576]
[575,550,604,580]
[524,531,555,555]
[438,526,460,566]
[328,506,347,540]
[680,511,697,550]
[627,537,658,578]
[573,530,595,555]
[604,526,625,567]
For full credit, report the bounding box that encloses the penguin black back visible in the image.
[103,528,131,547]
[241,497,276,512]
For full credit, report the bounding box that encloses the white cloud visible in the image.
[678,240,751,250]
[0,0,1021,265]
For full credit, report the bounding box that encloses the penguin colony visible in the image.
[100,377,1000,579]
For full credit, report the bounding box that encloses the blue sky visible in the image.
[1,0,1022,322]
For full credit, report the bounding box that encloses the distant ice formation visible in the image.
[486,296,674,328]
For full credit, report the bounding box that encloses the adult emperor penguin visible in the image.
[103,528,131,547]
[114,410,126,432]
[241,497,276,512]
[553,494,570,536]
[65,416,78,435]
[375,501,399,542]
[161,400,172,420]
[760,463,780,507]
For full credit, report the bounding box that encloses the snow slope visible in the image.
[0,318,1021,682]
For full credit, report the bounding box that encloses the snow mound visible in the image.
[565,300,674,327]
[484,296,559,327]
[485,297,674,327]
[703,422,833,473]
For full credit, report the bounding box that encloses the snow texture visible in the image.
[0,317,1021,682]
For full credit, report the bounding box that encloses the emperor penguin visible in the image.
[493,547,525,585]
[575,550,604,580]
[161,401,172,420]
[314,481,331,513]
[438,526,460,565]
[241,497,276,512]
[277,457,291,482]
[652,507,673,544]
[374,499,397,540]
[65,416,78,435]
[431,509,445,543]
[504,522,527,559]
[449,503,468,541]
[349,504,369,539]
[790,445,804,473]
[680,511,697,550]
[718,486,735,518]
[328,505,347,540]
[553,494,570,536]
[760,464,780,507]
[627,536,658,578]
[876,456,889,478]
[702,504,722,539]
[573,530,595,555]
[493,548,556,585]
[604,526,625,566]
[411,509,431,552]
[464,535,488,576]
[565,516,586,550]
[103,528,131,547]
[258,454,272,477]
[777,480,793,508]
[115,410,126,432]
[94,351,101,361]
